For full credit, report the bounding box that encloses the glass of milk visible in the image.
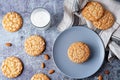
[31,8,51,30]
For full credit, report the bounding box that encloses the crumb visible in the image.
[104,70,110,75]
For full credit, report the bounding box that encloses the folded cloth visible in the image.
[109,41,120,60]
[57,0,89,31]
[57,0,120,61]
[112,25,120,40]
[57,0,75,31]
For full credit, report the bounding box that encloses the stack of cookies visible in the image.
[82,1,115,30]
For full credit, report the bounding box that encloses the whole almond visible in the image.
[104,70,110,75]
[44,54,50,60]
[5,43,12,47]
[41,62,45,68]
[98,75,103,80]
[48,69,55,74]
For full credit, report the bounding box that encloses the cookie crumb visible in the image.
[48,69,55,74]
[104,70,110,75]
[98,75,103,80]
[41,62,45,68]
[44,54,50,60]
[5,43,12,47]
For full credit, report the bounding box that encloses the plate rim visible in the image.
[53,26,105,79]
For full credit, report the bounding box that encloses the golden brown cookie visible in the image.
[68,42,90,64]
[24,35,46,56]
[93,10,115,30]
[31,73,50,80]
[2,12,23,32]
[82,1,104,21]
[1,56,23,78]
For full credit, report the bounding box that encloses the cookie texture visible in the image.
[2,12,23,32]
[1,56,23,78]
[82,1,104,21]
[31,73,50,80]
[68,42,90,64]
[24,35,46,56]
[93,10,115,30]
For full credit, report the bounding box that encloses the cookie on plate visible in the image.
[2,12,23,32]
[82,1,104,21]
[31,73,50,80]
[1,56,23,78]
[93,10,115,30]
[24,35,46,56]
[68,42,90,64]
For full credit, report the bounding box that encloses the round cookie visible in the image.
[93,10,115,30]
[82,1,104,21]
[2,12,23,32]
[24,35,46,56]
[31,73,50,80]
[68,42,90,64]
[1,56,23,78]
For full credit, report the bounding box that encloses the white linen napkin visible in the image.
[57,0,120,60]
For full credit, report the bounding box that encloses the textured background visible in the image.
[0,0,120,80]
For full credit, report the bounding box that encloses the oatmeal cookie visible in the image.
[2,12,23,32]
[68,42,90,64]
[31,73,50,80]
[24,35,46,56]
[82,1,104,21]
[1,56,23,78]
[93,10,115,30]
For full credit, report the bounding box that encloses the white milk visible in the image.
[31,8,51,30]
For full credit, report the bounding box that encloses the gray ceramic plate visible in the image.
[53,26,105,79]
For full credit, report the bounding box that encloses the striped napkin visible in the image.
[57,0,120,61]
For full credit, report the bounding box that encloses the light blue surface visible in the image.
[0,0,120,80]
[53,26,105,79]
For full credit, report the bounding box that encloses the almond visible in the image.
[98,75,103,80]
[5,43,12,47]
[44,54,50,60]
[48,69,55,74]
[41,62,45,68]
[104,70,110,75]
